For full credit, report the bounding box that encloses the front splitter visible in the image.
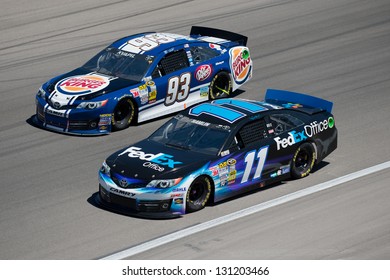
[93,193,182,219]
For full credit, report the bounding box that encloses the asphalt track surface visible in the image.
[1,0,389,260]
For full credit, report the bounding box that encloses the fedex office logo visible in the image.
[118,146,182,168]
[274,118,334,150]
[274,130,307,150]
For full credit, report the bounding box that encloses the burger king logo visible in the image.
[56,74,110,95]
[230,47,251,83]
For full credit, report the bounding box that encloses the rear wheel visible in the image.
[209,71,232,99]
[186,176,212,213]
[291,142,316,178]
[112,98,135,131]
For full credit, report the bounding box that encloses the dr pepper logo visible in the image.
[230,47,251,83]
[56,74,110,95]
[195,64,212,81]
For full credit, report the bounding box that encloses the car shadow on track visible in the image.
[311,161,330,173]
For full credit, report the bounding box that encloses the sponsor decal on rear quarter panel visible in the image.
[230,47,251,84]
[195,64,212,81]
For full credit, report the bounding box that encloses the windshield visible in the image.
[82,47,154,81]
[148,115,230,155]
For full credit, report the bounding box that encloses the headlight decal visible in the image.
[77,99,108,109]
[146,178,182,189]
[37,87,46,98]
[100,161,110,175]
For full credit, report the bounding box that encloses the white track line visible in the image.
[100,160,390,260]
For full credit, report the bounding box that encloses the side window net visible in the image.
[237,119,268,147]
[159,50,189,75]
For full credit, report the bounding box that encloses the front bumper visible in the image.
[96,185,181,219]
[35,98,112,135]
[97,172,185,219]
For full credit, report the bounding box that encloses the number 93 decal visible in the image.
[165,72,191,106]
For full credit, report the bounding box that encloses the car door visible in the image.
[150,44,221,113]
[213,117,280,201]
[150,49,197,113]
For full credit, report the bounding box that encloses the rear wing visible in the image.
[190,26,248,46]
[265,89,333,113]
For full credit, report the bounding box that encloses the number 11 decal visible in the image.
[241,146,269,184]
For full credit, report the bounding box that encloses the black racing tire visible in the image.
[209,71,232,100]
[112,98,135,131]
[186,176,212,213]
[291,142,316,179]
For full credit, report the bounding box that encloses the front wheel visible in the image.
[209,71,232,100]
[112,98,135,131]
[186,176,212,213]
[291,142,316,179]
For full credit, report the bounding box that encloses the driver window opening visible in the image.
[269,114,304,135]
[228,119,268,152]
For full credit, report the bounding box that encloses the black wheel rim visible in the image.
[189,182,205,202]
[295,150,310,171]
[114,102,130,123]
[212,75,229,97]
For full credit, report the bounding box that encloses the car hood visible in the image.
[106,140,214,180]
[46,68,139,101]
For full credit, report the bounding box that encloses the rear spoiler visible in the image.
[190,26,248,46]
[265,89,333,113]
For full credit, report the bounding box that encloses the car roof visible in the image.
[184,98,283,126]
[110,32,229,56]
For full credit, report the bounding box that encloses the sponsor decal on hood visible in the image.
[108,141,214,179]
[55,74,110,95]
[118,146,183,169]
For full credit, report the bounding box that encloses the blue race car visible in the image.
[34,26,252,135]
[97,89,337,218]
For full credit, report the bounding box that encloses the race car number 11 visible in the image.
[241,146,269,183]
